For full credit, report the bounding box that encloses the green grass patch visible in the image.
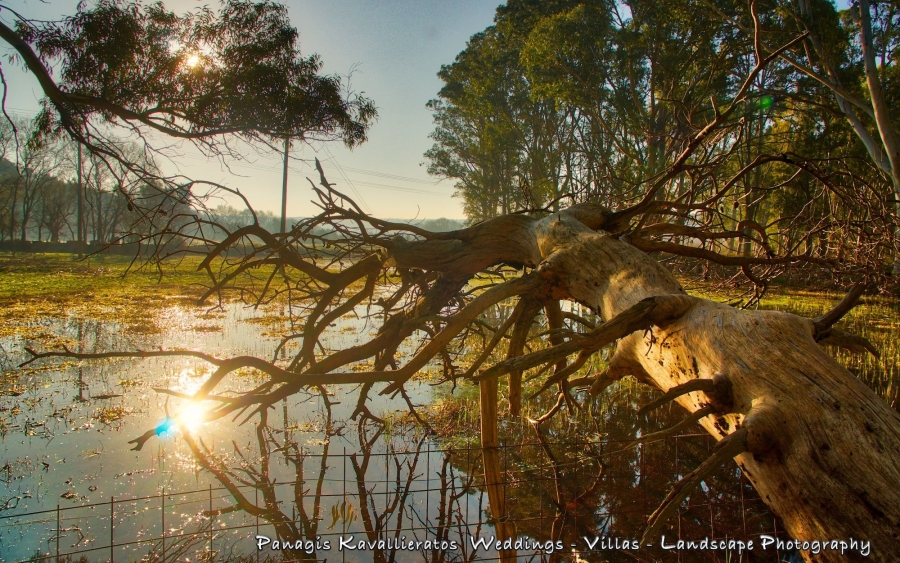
[0,252,211,301]
[0,252,215,340]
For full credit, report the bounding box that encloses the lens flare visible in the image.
[155,417,175,436]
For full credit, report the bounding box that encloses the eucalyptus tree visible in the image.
[36,178,74,242]
[775,0,900,189]
[426,1,580,222]
[527,1,718,169]
[0,119,64,242]
[699,0,900,268]
[425,30,533,222]
[0,0,375,248]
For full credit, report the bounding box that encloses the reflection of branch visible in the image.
[530,420,606,545]
[183,429,300,543]
[145,518,211,563]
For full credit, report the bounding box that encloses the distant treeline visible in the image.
[0,116,463,247]
[0,117,170,245]
[211,206,465,238]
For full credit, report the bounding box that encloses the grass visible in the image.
[755,288,900,407]
[0,252,212,301]
[0,252,214,340]
[681,280,900,407]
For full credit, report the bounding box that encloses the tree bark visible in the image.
[527,214,900,562]
[392,206,900,562]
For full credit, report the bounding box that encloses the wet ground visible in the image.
[0,296,802,562]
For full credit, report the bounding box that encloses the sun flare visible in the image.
[185,53,200,68]
[176,402,207,433]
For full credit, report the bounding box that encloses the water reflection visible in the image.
[143,387,790,563]
[173,395,486,563]
[429,384,788,563]
[0,302,796,562]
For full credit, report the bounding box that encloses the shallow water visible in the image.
[0,300,795,562]
[0,302,448,561]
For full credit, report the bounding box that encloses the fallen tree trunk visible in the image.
[26,198,900,561]
[457,209,900,562]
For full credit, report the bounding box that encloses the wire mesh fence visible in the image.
[0,433,794,563]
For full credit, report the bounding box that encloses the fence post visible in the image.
[342,446,347,563]
[465,442,470,529]
[110,495,114,563]
[539,441,544,540]
[56,504,60,563]
[162,490,166,562]
[300,446,306,524]
[209,484,213,560]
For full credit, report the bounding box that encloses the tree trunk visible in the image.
[19,181,29,242]
[391,206,900,562]
[529,214,900,561]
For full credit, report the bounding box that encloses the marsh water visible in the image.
[2,288,892,562]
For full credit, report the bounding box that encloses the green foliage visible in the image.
[17,0,376,146]
[425,0,900,283]
[425,0,747,219]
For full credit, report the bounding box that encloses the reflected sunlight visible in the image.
[172,366,207,395]
[176,402,207,433]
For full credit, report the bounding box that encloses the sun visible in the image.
[176,402,207,433]
[185,53,201,68]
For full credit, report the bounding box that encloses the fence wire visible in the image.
[0,434,792,563]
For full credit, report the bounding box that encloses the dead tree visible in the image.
[26,182,900,562]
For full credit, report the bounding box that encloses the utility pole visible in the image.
[76,142,83,257]
[280,137,289,233]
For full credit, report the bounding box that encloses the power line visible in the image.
[173,151,443,192]
[322,146,372,215]
[351,180,453,197]
[324,164,440,185]
[2,106,450,199]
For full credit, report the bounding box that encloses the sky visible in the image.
[0,0,502,219]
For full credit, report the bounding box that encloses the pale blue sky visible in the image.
[0,0,501,219]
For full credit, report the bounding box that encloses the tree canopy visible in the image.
[425,0,900,291]
[0,0,375,155]
[0,0,378,253]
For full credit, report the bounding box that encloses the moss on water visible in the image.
[0,252,211,299]
[756,288,900,407]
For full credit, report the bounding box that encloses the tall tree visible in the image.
[426,3,578,221]
[779,0,900,188]
[37,178,75,243]
[0,120,62,241]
